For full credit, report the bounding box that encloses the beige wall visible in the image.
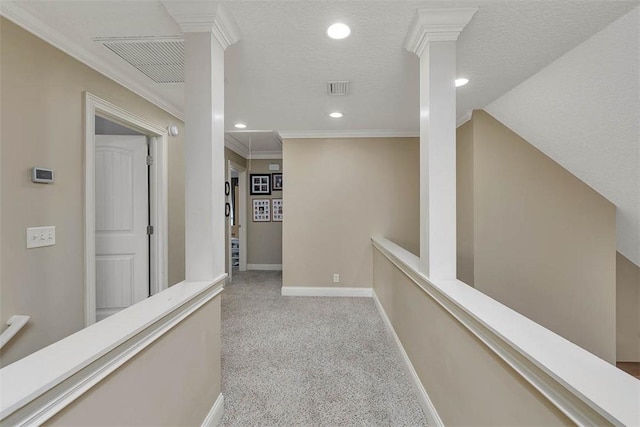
[616,252,640,362]
[456,119,475,285]
[373,250,573,426]
[283,138,419,287]
[0,19,185,366]
[247,159,283,266]
[457,110,616,363]
[45,296,221,426]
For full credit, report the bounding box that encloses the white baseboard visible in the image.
[202,393,224,427]
[247,264,282,271]
[372,290,444,427]
[281,286,373,297]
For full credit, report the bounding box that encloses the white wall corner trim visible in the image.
[247,264,282,271]
[281,286,373,297]
[404,8,479,56]
[372,290,444,427]
[201,393,224,427]
[0,277,226,425]
[456,111,472,128]
[0,1,183,120]
[371,236,640,427]
[278,130,419,139]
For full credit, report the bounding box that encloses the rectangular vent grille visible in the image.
[327,80,350,96]
[102,40,184,84]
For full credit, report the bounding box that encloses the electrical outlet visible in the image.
[333,274,340,283]
[26,226,56,248]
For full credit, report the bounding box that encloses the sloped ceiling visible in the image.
[487,6,640,266]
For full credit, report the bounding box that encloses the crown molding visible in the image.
[249,152,283,160]
[0,1,184,121]
[224,134,250,159]
[278,129,419,139]
[404,8,478,57]
[161,2,240,49]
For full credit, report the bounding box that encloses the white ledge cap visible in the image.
[405,8,478,56]
[161,1,241,49]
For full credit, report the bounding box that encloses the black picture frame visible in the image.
[272,173,283,191]
[250,174,271,195]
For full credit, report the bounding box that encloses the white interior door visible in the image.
[95,135,149,321]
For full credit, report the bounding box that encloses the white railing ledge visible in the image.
[0,274,226,422]
[0,315,31,350]
[371,235,640,427]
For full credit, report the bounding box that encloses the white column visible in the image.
[163,2,241,281]
[405,8,477,279]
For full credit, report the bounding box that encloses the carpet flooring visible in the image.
[220,270,428,426]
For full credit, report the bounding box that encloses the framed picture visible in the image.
[250,174,271,195]
[272,173,283,191]
[272,199,283,221]
[253,199,271,222]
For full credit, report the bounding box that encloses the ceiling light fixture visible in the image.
[327,23,351,40]
[455,78,469,87]
[329,112,344,118]
[234,123,247,129]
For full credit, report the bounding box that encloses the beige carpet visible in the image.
[220,270,428,426]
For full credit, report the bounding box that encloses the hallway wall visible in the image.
[456,110,616,363]
[616,252,640,362]
[246,159,283,268]
[283,137,419,288]
[0,18,186,367]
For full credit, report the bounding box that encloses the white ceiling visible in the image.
[4,0,637,144]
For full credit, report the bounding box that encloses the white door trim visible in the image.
[84,92,169,326]
[228,161,247,273]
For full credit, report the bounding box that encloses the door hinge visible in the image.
[146,155,153,166]
[147,225,154,235]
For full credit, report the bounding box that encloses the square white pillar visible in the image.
[405,8,477,279]
[164,2,241,282]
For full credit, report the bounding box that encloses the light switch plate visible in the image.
[26,226,55,248]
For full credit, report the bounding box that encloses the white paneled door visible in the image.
[95,135,149,321]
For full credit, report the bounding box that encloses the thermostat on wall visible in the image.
[32,167,54,184]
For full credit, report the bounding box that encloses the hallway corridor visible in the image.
[220,271,427,426]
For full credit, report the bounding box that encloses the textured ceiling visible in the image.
[6,0,638,136]
[487,6,640,266]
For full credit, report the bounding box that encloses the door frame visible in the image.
[84,92,169,326]
[228,161,247,274]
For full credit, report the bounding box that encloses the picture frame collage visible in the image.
[251,173,283,222]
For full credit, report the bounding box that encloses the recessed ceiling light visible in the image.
[329,112,344,118]
[327,23,350,40]
[455,78,469,87]
[234,123,247,129]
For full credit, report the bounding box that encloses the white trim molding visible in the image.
[278,130,419,139]
[0,1,183,120]
[281,286,373,297]
[404,8,479,56]
[161,2,241,49]
[249,152,283,160]
[456,110,473,128]
[84,92,169,326]
[224,134,250,159]
[372,291,444,427]
[247,264,282,271]
[371,236,640,426]
[201,393,224,427]
[0,276,226,425]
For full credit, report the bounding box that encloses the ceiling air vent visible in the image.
[327,80,350,96]
[97,37,184,84]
